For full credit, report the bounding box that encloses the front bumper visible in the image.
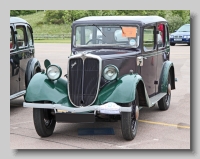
[170,38,190,44]
[23,102,132,115]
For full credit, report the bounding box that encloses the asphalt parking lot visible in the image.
[10,43,190,149]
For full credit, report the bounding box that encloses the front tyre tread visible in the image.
[33,108,56,137]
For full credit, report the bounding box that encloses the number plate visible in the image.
[174,38,182,41]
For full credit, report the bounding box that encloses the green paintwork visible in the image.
[44,59,51,69]
[159,60,174,92]
[25,72,153,108]
[25,73,73,107]
[95,73,150,106]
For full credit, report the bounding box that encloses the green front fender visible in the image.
[95,74,149,105]
[159,61,175,92]
[25,73,73,107]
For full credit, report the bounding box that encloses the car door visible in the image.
[19,24,35,91]
[156,23,170,93]
[140,24,157,97]
[10,24,19,95]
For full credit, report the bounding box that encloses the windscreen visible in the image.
[74,25,140,48]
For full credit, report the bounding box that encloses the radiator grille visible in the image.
[68,57,99,106]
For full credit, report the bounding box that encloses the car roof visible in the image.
[73,16,167,25]
[10,17,28,24]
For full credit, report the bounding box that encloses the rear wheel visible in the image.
[33,108,56,137]
[158,73,171,111]
[121,90,139,141]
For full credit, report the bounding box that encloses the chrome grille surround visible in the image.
[67,52,102,107]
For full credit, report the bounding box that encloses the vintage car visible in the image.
[23,16,176,141]
[10,17,41,100]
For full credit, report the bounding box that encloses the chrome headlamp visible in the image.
[103,65,119,81]
[46,65,62,81]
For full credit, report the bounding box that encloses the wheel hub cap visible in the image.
[135,105,139,120]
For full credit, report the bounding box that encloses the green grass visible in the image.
[18,11,71,35]
[17,12,155,44]
[34,39,71,43]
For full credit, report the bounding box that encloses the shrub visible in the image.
[166,15,185,33]
[10,10,37,16]
[44,10,66,24]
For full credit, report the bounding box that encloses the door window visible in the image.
[143,26,155,52]
[27,26,33,46]
[157,23,166,48]
[16,25,27,48]
[165,25,170,46]
[10,27,15,50]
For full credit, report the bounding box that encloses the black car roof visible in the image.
[73,16,167,26]
[10,17,28,24]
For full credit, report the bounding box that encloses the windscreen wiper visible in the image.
[119,26,125,34]
[92,24,106,37]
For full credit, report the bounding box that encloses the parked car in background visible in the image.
[23,16,176,141]
[170,24,190,46]
[10,17,41,100]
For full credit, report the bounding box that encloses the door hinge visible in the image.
[154,81,158,84]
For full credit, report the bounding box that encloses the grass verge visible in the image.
[34,39,71,43]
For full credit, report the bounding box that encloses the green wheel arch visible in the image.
[25,73,73,107]
[158,61,175,93]
[95,74,151,107]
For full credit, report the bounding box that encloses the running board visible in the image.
[10,90,26,100]
[149,92,167,107]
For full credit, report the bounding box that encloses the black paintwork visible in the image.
[10,17,41,99]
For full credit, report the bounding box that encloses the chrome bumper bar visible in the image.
[23,102,132,114]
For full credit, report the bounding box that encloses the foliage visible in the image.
[10,10,41,16]
[17,12,71,35]
[44,10,66,24]
[12,10,190,35]
[167,15,184,33]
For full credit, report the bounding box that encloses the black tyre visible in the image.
[121,90,139,141]
[158,73,171,111]
[33,108,56,137]
[170,43,175,46]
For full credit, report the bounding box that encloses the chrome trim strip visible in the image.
[67,52,102,107]
[10,90,26,100]
[23,102,132,114]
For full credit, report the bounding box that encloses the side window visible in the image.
[16,25,27,48]
[157,23,165,48]
[143,26,155,52]
[165,25,170,46]
[27,26,33,46]
[10,27,15,50]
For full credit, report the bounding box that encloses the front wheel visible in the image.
[33,108,56,137]
[121,90,139,141]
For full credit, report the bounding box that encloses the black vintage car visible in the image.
[23,16,176,141]
[10,17,41,100]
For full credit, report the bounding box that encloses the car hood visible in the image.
[171,31,190,36]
